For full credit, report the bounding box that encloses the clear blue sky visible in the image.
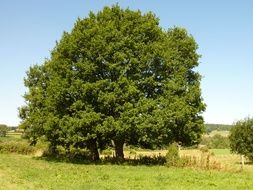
[1,0,253,126]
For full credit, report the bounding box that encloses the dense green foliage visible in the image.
[205,124,232,133]
[201,134,230,149]
[19,5,205,160]
[1,153,253,190]
[0,124,8,137]
[229,117,253,161]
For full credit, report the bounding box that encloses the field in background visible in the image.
[6,131,22,138]
[205,130,230,137]
[205,124,232,133]
[0,131,22,142]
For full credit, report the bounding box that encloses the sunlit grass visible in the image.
[1,134,253,189]
[1,153,253,190]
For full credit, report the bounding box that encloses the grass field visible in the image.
[0,152,253,190]
[1,132,253,189]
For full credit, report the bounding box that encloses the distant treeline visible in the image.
[0,125,18,131]
[7,126,18,130]
[205,124,232,133]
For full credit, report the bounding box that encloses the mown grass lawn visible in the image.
[0,153,253,190]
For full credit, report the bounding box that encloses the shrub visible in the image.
[165,143,180,166]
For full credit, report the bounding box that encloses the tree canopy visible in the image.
[19,5,205,160]
[229,117,253,161]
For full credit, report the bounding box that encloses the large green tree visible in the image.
[19,5,205,160]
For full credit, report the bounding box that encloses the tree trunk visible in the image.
[87,139,100,161]
[114,139,124,161]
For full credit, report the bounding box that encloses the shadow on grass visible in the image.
[32,154,167,166]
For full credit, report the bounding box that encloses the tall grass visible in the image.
[0,141,37,155]
[0,132,39,155]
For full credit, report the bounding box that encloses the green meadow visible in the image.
[0,152,253,190]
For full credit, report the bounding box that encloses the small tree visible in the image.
[229,117,253,161]
[0,124,8,137]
